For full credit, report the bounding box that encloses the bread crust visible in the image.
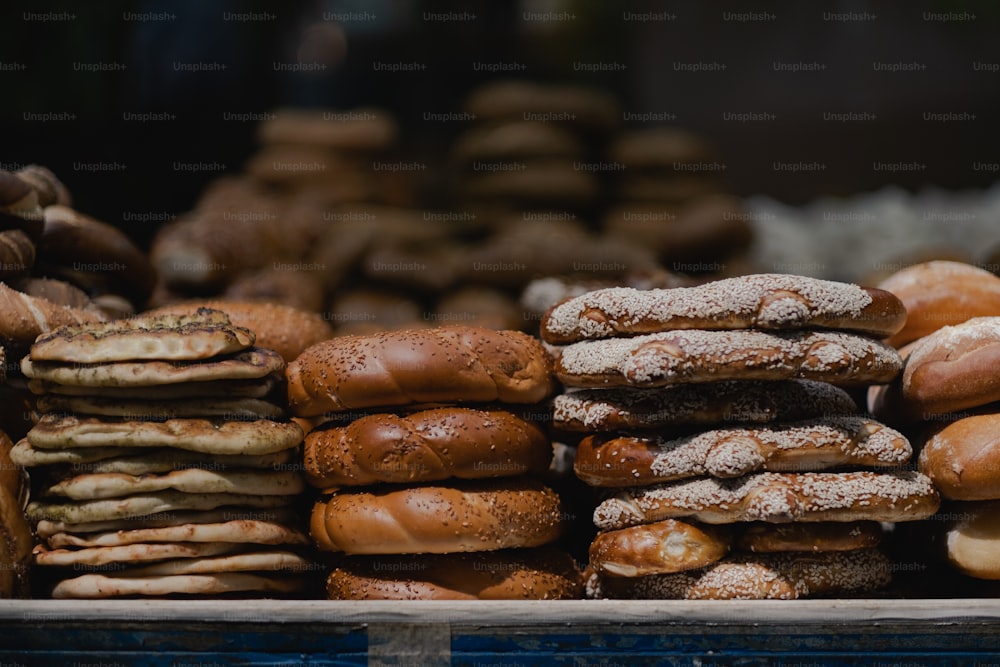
[287,327,554,416]
[919,413,1000,500]
[303,407,551,488]
[326,548,582,600]
[310,478,566,554]
[541,274,906,343]
[589,519,730,577]
[879,261,1000,347]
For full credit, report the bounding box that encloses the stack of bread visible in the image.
[870,261,1000,586]
[287,326,582,599]
[601,128,753,272]
[1,165,158,441]
[541,273,941,599]
[13,309,313,598]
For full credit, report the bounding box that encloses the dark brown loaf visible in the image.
[16,165,72,207]
[879,261,1000,348]
[0,482,31,597]
[39,205,155,305]
[735,521,882,553]
[286,327,554,417]
[310,477,566,554]
[574,417,911,486]
[0,229,35,280]
[898,317,1000,416]
[588,519,730,577]
[326,548,582,600]
[918,413,1000,500]
[303,407,551,488]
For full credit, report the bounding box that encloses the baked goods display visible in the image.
[295,326,581,599]
[543,273,938,599]
[12,310,313,598]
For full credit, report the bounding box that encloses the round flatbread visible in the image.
[28,376,278,400]
[29,309,254,363]
[35,508,300,537]
[46,520,308,548]
[21,347,284,388]
[34,541,241,567]
[51,572,306,598]
[36,395,286,420]
[27,416,303,455]
[27,491,297,524]
[42,468,305,500]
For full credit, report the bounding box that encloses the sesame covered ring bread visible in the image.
[540,274,906,344]
[574,417,912,487]
[552,380,859,432]
[554,330,903,389]
[593,471,939,530]
[286,327,554,416]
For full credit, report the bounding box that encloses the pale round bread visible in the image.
[594,549,891,600]
[10,439,142,467]
[145,300,334,363]
[51,572,306,598]
[919,413,1000,500]
[287,327,554,416]
[555,330,902,388]
[35,508,300,538]
[27,491,297,524]
[553,380,858,432]
[27,415,303,455]
[946,501,1000,579]
[34,541,240,567]
[593,471,940,530]
[45,519,309,548]
[541,274,906,343]
[36,395,286,421]
[310,478,565,555]
[22,346,285,387]
[574,416,911,487]
[326,548,582,600]
[589,519,730,578]
[735,521,883,553]
[42,468,305,501]
[303,407,551,488]
[901,317,1000,416]
[29,309,254,363]
[879,261,1000,347]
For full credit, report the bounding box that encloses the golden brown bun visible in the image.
[879,261,1000,348]
[919,413,1000,500]
[589,519,730,577]
[287,327,554,416]
[146,300,333,363]
[310,477,566,554]
[899,317,1000,416]
[946,501,1000,579]
[735,521,882,553]
[326,548,582,600]
[222,270,326,313]
[39,205,155,305]
[16,165,71,207]
[303,407,551,488]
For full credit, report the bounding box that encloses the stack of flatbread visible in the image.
[12,309,312,598]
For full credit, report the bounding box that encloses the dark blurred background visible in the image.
[2,0,998,249]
